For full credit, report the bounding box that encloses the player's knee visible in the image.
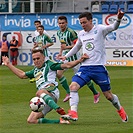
[69,83,79,91]
[36,89,48,97]
[36,90,44,97]
[57,73,63,79]
[104,92,113,101]
[27,118,36,124]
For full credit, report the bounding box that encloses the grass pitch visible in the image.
[0,66,132,133]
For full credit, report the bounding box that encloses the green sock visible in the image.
[38,118,60,124]
[59,76,70,94]
[87,81,98,95]
[42,94,59,110]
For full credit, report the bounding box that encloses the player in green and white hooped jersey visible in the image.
[57,16,100,103]
[2,47,88,124]
[34,25,53,59]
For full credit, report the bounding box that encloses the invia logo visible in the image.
[105,14,131,29]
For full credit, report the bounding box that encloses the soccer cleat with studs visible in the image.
[56,107,66,115]
[117,106,128,122]
[61,110,78,121]
[94,92,100,103]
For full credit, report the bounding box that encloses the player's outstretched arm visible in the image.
[61,53,89,69]
[2,56,28,79]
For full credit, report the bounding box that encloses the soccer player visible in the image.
[34,20,49,37]
[30,21,53,83]
[56,16,100,103]
[34,20,52,59]
[34,25,53,59]
[2,47,88,124]
[60,9,128,122]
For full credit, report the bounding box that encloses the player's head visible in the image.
[78,12,93,32]
[34,20,41,29]
[12,36,16,40]
[2,35,6,40]
[37,25,44,35]
[58,16,68,32]
[32,47,45,68]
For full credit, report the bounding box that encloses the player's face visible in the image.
[32,52,45,68]
[58,19,67,32]
[38,27,44,35]
[79,17,92,32]
[34,22,41,29]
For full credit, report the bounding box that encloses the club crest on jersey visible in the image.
[94,30,97,34]
[85,42,94,51]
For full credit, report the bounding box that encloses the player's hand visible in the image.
[117,9,125,19]
[2,56,10,66]
[79,53,89,62]
[33,43,38,48]
[56,53,62,60]
[58,56,66,61]
[61,44,67,50]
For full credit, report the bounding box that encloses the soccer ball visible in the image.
[29,97,45,112]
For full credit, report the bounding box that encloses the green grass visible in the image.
[0,66,133,133]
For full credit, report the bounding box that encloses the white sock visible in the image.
[69,91,79,112]
[111,94,121,110]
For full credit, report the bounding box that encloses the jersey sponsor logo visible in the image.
[85,42,94,51]
[35,72,43,81]
[94,30,97,34]
[83,38,94,42]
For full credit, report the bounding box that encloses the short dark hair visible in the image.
[32,47,44,54]
[3,35,6,38]
[37,25,44,30]
[34,20,41,24]
[58,16,67,22]
[79,12,93,21]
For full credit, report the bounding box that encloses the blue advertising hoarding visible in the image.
[0,13,102,31]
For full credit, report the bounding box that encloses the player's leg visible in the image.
[94,66,128,122]
[27,111,44,124]
[0,52,4,65]
[61,71,88,121]
[101,87,128,122]
[87,81,100,103]
[27,104,70,124]
[39,98,70,124]
[10,50,14,65]
[36,88,66,115]
[73,64,100,103]
[27,111,68,124]
[57,69,70,102]
[14,50,19,65]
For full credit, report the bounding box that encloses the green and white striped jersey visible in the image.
[57,27,80,62]
[25,60,63,90]
[35,34,53,57]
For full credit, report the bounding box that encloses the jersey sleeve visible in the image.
[45,34,53,43]
[69,29,78,42]
[47,60,63,71]
[25,69,34,78]
[101,20,120,37]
